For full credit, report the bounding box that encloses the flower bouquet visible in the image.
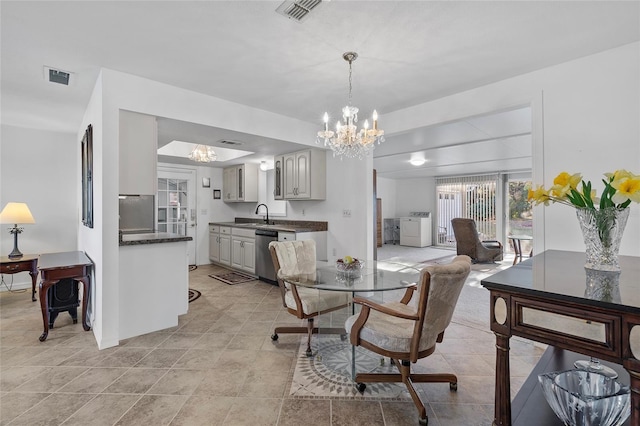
[528,170,639,270]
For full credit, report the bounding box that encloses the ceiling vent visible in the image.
[43,66,73,86]
[218,140,244,146]
[276,0,322,22]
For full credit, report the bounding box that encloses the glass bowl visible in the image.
[336,258,364,273]
[538,369,630,426]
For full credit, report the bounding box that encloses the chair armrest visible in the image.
[353,296,419,321]
[482,240,502,248]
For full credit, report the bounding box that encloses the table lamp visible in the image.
[0,202,36,259]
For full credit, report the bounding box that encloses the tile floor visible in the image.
[0,260,544,425]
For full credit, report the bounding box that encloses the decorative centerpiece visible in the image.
[529,170,639,271]
[336,256,364,285]
[538,369,630,426]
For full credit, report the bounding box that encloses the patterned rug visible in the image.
[208,270,256,285]
[289,335,411,400]
[188,289,201,303]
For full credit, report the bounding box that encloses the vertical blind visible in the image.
[436,174,499,247]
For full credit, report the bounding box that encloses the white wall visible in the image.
[383,41,640,256]
[0,125,78,288]
[377,177,397,220]
[394,178,437,218]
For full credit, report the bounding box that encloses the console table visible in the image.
[0,254,39,301]
[481,250,640,426]
[38,251,93,342]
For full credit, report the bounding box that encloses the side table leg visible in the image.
[29,269,37,302]
[79,277,91,331]
[38,280,56,341]
[494,332,511,426]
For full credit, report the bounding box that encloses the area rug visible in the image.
[188,289,201,303]
[289,335,411,400]
[189,265,197,272]
[208,270,256,285]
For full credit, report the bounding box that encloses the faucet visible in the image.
[255,203,269,224]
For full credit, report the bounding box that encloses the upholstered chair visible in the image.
[269,240,349,356]
[345,255,472,426]
[451,218,503,263]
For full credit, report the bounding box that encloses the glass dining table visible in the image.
[282,260,421,384]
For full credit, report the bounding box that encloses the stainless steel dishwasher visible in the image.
[255,229,278,284]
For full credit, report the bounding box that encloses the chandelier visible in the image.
[317,52,385,159]
[188,145,217,163]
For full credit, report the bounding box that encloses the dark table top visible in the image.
[0,254,38,263]
[481,249,640,313]
[38,251,92,271]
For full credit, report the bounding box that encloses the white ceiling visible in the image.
[2,1,638,178]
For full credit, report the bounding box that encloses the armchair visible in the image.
[451,218,503,263]
[345,255,471,425]
[268,240,349,356]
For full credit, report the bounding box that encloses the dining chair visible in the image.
[345,255,472,426]
[268,240,350,356]
[451,218,503,263]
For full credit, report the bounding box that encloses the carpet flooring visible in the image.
[208,270,256,285]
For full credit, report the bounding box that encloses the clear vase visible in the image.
[575,207,629,271]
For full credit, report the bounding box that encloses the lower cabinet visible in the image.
[209,226,231,266]
[231,236,255,274]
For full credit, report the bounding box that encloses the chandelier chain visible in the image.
[348,58,353,107]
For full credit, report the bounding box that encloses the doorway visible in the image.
[157,167,197,264]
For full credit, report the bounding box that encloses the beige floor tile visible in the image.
[331,400,385,426]
[158,332,203,349]
[15,366,88,393]
[381,401,438,426]
[115,394,188,426]
[134,348,187,368]
[278,399,331,426]
[239,371,288,398]
[0,392,50,425]
[0,366,49,391]
[172,348,223,369]
[194,368,248,397]
[147,369,205,396]
[8,393,95,426]
[192,332,234,349]
[63,393,140,426]
[430,402,493,426]
[222,397,281,426]
[102,348,152,367]
[102,368,168,394]
[170,395,235,426]
[58,367,127,393]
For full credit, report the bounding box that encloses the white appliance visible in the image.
[400,212,432,247]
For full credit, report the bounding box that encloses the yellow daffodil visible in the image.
[550,172,581,198]
[528,185,550,206]
[604,169,635,181]
[611,176,640,204]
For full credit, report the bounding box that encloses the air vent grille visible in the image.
[219,140,243,146]
[276,0,322,22]
[43,66,73,85]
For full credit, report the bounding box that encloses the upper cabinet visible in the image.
[119,110,157,195]
[273,155,284,200]
[283,148,326,200]
[223,163,258,202]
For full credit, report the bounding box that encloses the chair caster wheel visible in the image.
[356,383,366,393]
[449,382,458,391]
[305,349,313,357]
[419,417,428,425]
[340,334,347,341]
[271,334,278,341]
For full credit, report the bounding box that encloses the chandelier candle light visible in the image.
[317,52,384,159]
[188,145,217,163]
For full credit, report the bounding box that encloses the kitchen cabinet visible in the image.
[273,156,284,200]
[277,231,328,261]
[231,227,255,273]
[119,110,157,195]
[209,225,231,266]
[223,164,258,202]
[283,149,326,200]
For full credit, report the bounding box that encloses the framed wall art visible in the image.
[81,124,93,228]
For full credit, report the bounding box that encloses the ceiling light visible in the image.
[317,52,385,159]
[259,161,269,171]
[410,158,426,166]
[188,145,217,163]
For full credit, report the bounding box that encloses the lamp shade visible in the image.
[0,202,35,224]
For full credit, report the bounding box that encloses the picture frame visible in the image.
[202,177,210,188]
[213,189,221,199]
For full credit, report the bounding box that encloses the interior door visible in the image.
[157,167,197,264]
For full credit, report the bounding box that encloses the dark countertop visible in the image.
[119,232,193,246]
[209,219,327,233]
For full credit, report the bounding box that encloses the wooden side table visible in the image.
[0,254,39,301]
[507,235,533,265]
[38,251,93,342]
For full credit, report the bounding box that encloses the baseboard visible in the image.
[0,277,31,292]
